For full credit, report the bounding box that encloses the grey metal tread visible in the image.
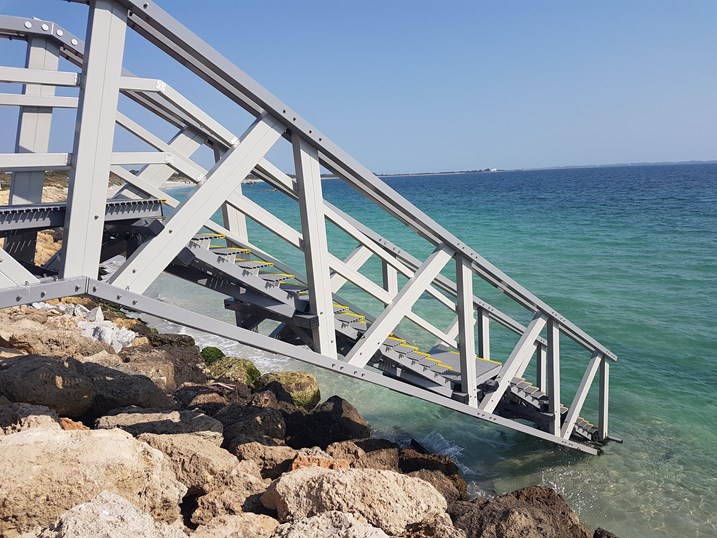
[0,198,163,236]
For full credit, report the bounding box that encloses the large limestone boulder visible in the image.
[399,448,467,500]
[285,395,370,449]
[449,486,592,538]
[193,513,278,538]
[81,360,176,418]
[0,319,106,358]
[0,356,96,418]
[208,357,261,385]
[326,438,400,472]
[137,433,240,494]
[261,467,447,535]
[254,371,320,411]
[272,511,390,538]
[0,402,60,435]
[34,492,186,538]
[407,469,461,506]
[173,383,237,415]
[0,428,186,536]
[95,406,223,445]
[402,513,466,538]
[214,402,285,450]
[191,470,269,525]
[118,345,207,391]
[234,441,298,479]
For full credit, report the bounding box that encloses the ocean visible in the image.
[136,163,716,537]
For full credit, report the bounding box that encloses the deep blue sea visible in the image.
[144,163,717,537]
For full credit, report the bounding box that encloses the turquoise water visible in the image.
[147,163,716,537]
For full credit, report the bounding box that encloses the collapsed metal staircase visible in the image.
[0,0,615,454]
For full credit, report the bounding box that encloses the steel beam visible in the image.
[0,66,79,86]
[346,245,454,368]
[479,312,548,413]
[536,343,547,392]
[477,306,491,359]
[547,319,561,435]
[331,245,372,293]
[293,134,337,359]
[6,36,60,263]
[456,256,477,407]
[0,248,40,287]
[599,358,609,441]
[110,115,282,293]
[62,0,127,278]
[561,351,601,439]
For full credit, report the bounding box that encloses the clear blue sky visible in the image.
[1,0,716,173]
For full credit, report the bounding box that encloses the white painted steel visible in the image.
[0,66,78,86]
[346,245,454,368]
[6,36,60,262]
[561,352,601,439]
[457,256,478,407]
[62,0,127,278]
[0,153,69,171]
[0,94,77,108]
[110,151,172,165]
[293,134,337,359]
[479,312,548,413]
[0,248,40,286]
[331,246,372,293]
[547,319,561,435]
[110,115,282,292]
[536,344,547,392]
[599,358,609,441]
[477,306,491,359]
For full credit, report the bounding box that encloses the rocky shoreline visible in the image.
[0,300,617,537]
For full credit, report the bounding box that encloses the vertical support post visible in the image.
[293,134,337,359]
[62,0,127,277]
[5,36,60,263]
[599,357,610,441]
[536,343,547,392]
[381,260,398,305]
[216,146,249,244]
[547,319,561,435]
[456,256,477,407]
[477,306,490,359]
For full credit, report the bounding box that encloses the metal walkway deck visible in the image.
[0,1,616,454]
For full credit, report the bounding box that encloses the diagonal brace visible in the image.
[346,244,454,368]
[478,311,548,413]
[110,115,283,293]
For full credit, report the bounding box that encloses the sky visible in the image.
[1,0,716,173]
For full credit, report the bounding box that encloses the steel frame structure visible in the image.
[0,0,617,454]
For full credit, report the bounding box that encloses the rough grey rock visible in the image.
[407,469,461,505]
[0,402,61,435]
[326,438,400,472]
[191,470,269,525]
[137,433,239,494]
[34,492,185,538]
[261,467,447,535]
[95,406,223,445]
[214,403,285,450]
[0,356,96,418]
[192,513,278,538]
[253,371,321,411]
[402,513,465,538]
[234,441,297,479]
[449,486,592,538]
[272,511,390,538]
[81,362,176,418]
[285,395,370,449]
[0,428,186,536]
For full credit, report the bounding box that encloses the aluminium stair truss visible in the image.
[0,0,617,454]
